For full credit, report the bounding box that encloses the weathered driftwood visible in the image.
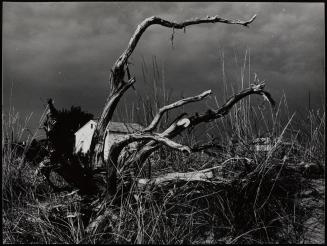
[41,14,275,203]
[137,168,228,187]
[75,14,266,198]
[137,157,253,187]
[122,83,275,170]
[89,14,257,167]
[142,90,212,132]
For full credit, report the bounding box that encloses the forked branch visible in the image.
[129,83,275,167]
[95,14,257,165]
[143,90,212,132]
[114,14,257,79]
[189,83,275,125]
[109,133,191,169]
[125,133,191,154]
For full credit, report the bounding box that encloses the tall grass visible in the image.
[2,101,87,243]
[2,106,34,208]
[105,51,324,244]
[2,52,325,244]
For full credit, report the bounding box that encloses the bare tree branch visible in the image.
[189,83,275,126]
[143,90,212,132]
[42,13,264,202]
[129,83,274,167]
[164,83,275,135]
[137,167,229,187]
[109,133,191,167]
[125,133,191,154]
[90,78,136,161]
[97,78,136,139]
[114,15,257,71]
[137,157,252,187]
[92,14,257,166]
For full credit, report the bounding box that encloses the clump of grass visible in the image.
[74,54,324,244]
[2,106,87,244]
[2,107,35,209]
[84,105,324,244]
[3,53,324,244]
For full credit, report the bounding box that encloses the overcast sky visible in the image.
[2,2,325,136]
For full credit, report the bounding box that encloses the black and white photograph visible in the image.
[2,2,325,244]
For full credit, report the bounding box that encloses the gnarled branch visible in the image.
[115,15,257,71]
[189,83,275,125]
[92,14,257,166]
[90,77,136,163]
[109,133,191,168]
[137,157,253,187]
[129,83,275,168]
[124,133,191,154]
[143,89,212,132]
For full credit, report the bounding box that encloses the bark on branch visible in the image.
[189,83,275,126]
[109,133,192,169]
[137,157,252,187]
[114,15,257,71]
[92,14,257,166]
[130,83,275,167]
[96,78,136,140]
[90,78,136,163]
[143,89,212,132]
[120,133,191,154]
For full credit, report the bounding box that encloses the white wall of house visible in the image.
[75,120,142,165]
[75,121,130,159]
[75,120,97,154]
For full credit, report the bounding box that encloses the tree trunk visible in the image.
[41,14,274,202]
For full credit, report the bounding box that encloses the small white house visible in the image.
[74,120,98,154]
[74,119,143,160]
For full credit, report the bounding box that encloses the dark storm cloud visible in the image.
[3,2,324,134]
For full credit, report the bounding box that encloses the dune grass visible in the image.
[2,54,325,244]
[3,100,324,244]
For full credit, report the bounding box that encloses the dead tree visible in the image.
[42,14,276,199]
